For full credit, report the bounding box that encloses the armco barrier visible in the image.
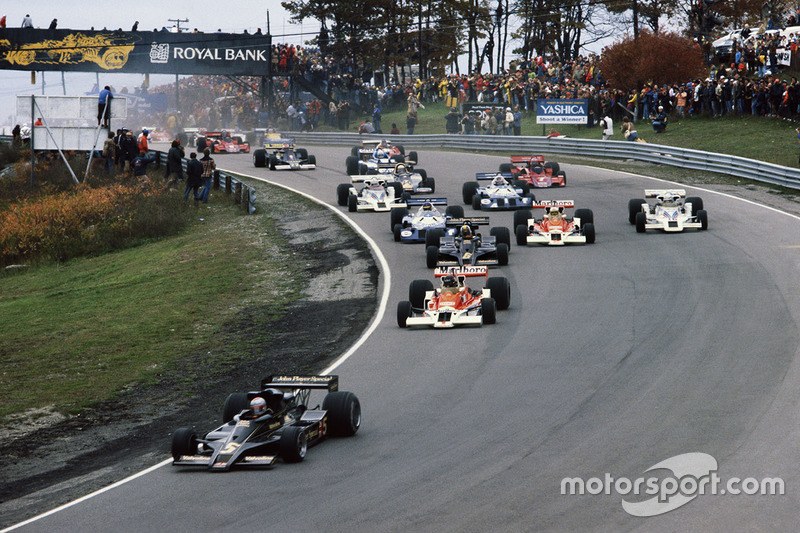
[287,132,800,190]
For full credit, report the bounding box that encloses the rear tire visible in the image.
[409,279,434,308]
[296,148,308,159]
[253,149,267,167]
[486,277,510,310]
[499,163,512,173]
[544,161,560,175]
[171,427,198,460]
[424,177,435,193]
[337,184,351,206]
[279,425,307,463]
[222,392,249,423]
[490,226,511,250]
[462,182,478,204]
[686,196,704,216]
[496,243,509,265]
[574,208,594,225]
[390,207,408,230]
[635,211,647,233]
[481,298,497,324]
[445,205,464,218]
[397,300,412,327]
[391,182,404,198]
[323,391,361,436]
[425,228,444,248]
[628,199,644,224]
[346,155,359,175]
[513,209,532,230]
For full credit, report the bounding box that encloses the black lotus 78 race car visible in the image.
[426,217,511,268]
[171,374,360,470]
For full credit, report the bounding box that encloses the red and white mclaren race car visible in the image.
[196,131,250,154]
[397,266,510,328]
[513,200,595,246]
[499,155,566,187]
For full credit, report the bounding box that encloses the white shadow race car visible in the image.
[499,155,566,188]
[514,200,595,246]
[345,139,419,175]
[390,198,465,243]
[397,266,511,328]
[171,375,360,471]
[627,189,708,233]
[336,176,409,212]
[463,173,536,210]
[426,217,511,268]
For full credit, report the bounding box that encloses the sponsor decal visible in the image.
[150,42,169,64]
[219,442,241,454]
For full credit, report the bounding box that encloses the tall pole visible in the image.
[30,96,35,190]
[61,71,66,95]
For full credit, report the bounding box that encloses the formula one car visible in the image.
[253,139,316,170]
[426,218,511,268]
[513,201,595,246]
[171,374,360,470]
[196,131,250,153]
[385,163,434,194]
[346,139,419,175]
[336,176,409,212]
[397,266,510,328]
[463,173,536,210]
[628,190,708,233]
[499,155,566,188]
[390,198,465,243]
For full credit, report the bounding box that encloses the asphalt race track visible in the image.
[10,144,800,531]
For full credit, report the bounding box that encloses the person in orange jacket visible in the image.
[137,128,149,153]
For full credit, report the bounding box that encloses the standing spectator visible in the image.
[21,14,33,28]
[337,101,350,131]
[131,151,157,179]
[286,101,297,130]
[0,16,6,28]
[601,115,614,140]
[137,128,149,154]
[120,130,138,172]
[503,107,513,135]
[48,18,57,30]
[113,129,124,169]
[184,152,204,201]
[97,85,113,128]
[493,107,504,135]
[11,124,21,148]
[461,112,475,135]
[512,106,522,136]
[131,21,139,31]
[34,117,43,126]
[445,107,460,134]
[199,148,216,203]
[328,100,337,128]
[406,114,416,135]
[372,104,382,134]
[102,132,116,175]
[164,140,185,184]
[390,123,400,134]
[652,106,667,133]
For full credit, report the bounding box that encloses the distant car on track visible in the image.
[346,139,418,175]
[196,131,250,153]
[628,189,707,233]
[336,176,409,212]
[499,155,566,188]
[426,217,511,268]
[463,173,535,210]
[513,200,595,246]
[390,198,465,243]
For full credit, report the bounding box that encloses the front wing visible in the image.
[406,307,483,328]
[477,196,533,210]
[526,231,586,245]
[273,161,316,171]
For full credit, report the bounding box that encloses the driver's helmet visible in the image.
[492,175,506,187]
[250,397,267,416]
[548,206,562,222]
[375,149,387,159]
[422,202,433,211]
[442,274,458,288]
[394,163,407,174]
[662,193,680,206]
[460,224,472,239]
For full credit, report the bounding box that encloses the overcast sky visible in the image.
[1,0,317,125]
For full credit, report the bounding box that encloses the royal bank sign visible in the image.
[0,28,271,76]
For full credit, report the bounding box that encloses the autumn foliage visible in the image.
[598,31,707,90]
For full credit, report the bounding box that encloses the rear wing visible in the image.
[406,197,448,207]
[434,265,488,278]
[351,176,390,184]
[645,189,686,198]
[510,155,545,165]
[532,200,575,209]
[445,216,490,227]
[360,140,385,148]
[476,172,514,181]
[262,374,339,392]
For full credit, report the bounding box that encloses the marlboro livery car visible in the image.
[513,201,595,246]
[346,139,419,176]
[397,266,511,328]
[171,375,360,470]
[463,173,536,211]
[336,177,409,212]
[196,131,250,153]
[390,198,465,243]
[253,139,316,170]
[426,217,511,268]
[628,190,708,233]
[499,155,566,187]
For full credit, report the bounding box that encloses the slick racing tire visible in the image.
[635,211,647,233]
[222,393,250,423]
[397,300,412,327]
[253,149,267,168]
[481,297,497,324]
[351,146,359,156]
[171,427,198,460]
[279,425,307,463]
[308,154,316,166]
[426,245,440,269]
[391,155,405,164]
[391,182,405,198]
[323,391,361,437]
[425,228,445,248]
[490,226,511,250]
[395,144,405,155]
[686,196,704,216]
[513,209,532,231]
[391,207,409,230]
[394,224,404,242]
[407,150,418,164]
[348,194,358,212]
[515,224,528,246]
[445,205,464,218]
[486,277,511,310]
[514,180,531,198]
[697,209,708,230]
[574,208,594,225]
[424,177,436,193]
[628,199,644,224]
[417,168,428,180]
[346,155,359,175]
[496,243,509,266]
[296,148,308,159]
[499,163,512,173]
[583,222,596,244]
[269,155,278,170]
[409,279,434,308]
[462,182,478,204]
[337,184,351,206]
[543,161,560,175]
[472,194,482,210]
[196,138,207,151]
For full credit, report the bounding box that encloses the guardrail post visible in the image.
[225,174,232,194]
[235,182,242,204]
[213,169,220,190]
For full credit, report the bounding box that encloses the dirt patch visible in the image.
[0,180,378,528]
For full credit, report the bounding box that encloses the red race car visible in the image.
[197,131,250,154]
[499,155,566,187]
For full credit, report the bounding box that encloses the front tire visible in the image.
[425,228,445,248]
[323,391,361,436]
[397,300,412,327]
[635,211,647,233]
[393,224,404,242]
[697,209,708,230]
[496,243,509,265]
[515,224,528,246]
[686,196,704,216]
[472,194,481,210]
[583,222,596,243]
[390,207,409,230]
[337,184,351,206]
[346,155,359,175]
[348,194,358,212]
[171,427,198,459]
[481,297,497,324]
[279,425,307,463]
